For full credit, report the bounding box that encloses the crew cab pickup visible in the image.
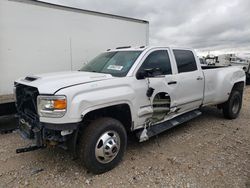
[14,46,245,174]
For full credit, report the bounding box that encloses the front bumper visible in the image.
[15,83,80,153]
[18,114,79,147]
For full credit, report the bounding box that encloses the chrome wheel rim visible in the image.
[232,97,240,114]
[95,131,120,164]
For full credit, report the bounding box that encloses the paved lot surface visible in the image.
[0,87,249,188]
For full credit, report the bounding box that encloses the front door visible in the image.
[134,48,178,127]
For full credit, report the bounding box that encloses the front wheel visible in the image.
[222,90,242,119]
[78,117,127,174]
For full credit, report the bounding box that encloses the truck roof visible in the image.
[107,46,195,52]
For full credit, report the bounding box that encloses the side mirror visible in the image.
[136,68,162,80]
[136,70,147,79]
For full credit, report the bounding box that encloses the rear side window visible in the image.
[139,50,172,75]
[173,50,197,73]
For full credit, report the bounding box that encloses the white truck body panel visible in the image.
[0,0,149,98]
[15,46,246,130]
[202,66,245,105]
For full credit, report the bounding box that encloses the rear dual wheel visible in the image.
[78,117,127,174]
[223,90,242,119]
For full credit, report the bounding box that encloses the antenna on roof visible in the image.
[116,46,131,49]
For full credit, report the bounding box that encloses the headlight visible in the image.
[37,95,67,118]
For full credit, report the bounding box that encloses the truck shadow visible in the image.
[12,106,228,177]
[127,106,225,146]
[0,115,18,133]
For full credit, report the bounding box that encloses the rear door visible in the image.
[171,49,204,112]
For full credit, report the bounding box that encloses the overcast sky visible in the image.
[42,0,250,56]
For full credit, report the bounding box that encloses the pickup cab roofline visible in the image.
[106,46,195,52]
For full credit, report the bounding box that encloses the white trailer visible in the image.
[0,0,149,107]
[216,54,249,68]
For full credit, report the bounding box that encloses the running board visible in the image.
[16,145,46,153]
[137,110,202,142]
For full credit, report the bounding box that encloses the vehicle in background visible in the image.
[0,0,149,115]
[199,57,208,66]
[216,54,250,81]
[14,46,245,174]
[202,54,250,81]
[204,55,217,66]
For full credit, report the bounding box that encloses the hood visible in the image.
[16,71,114,94]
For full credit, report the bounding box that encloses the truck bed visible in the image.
[202,66,244,106]
[201,65,228,69]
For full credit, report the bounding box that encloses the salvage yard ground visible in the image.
[0,87,250,187]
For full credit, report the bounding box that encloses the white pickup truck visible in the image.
[14,46,245,174]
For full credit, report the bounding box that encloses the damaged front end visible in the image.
[15,83,78,154]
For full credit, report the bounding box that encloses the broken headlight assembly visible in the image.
[37,95,67,118]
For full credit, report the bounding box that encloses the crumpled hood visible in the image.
[16,71,114,94]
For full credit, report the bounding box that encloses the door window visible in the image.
[173,50,197,73]
[138,50,172,76]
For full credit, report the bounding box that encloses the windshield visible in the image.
[80,51,142,77]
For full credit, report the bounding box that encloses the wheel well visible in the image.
[232,81,244,94]
[218,81,245,109]
[82,104,132,132]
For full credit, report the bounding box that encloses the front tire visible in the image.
[223,90,242,119]
[78,117,127,174]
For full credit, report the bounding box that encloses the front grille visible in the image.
[15,83,39,122]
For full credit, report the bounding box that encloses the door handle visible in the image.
[197,76,203,80]
[168,81,177,85]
